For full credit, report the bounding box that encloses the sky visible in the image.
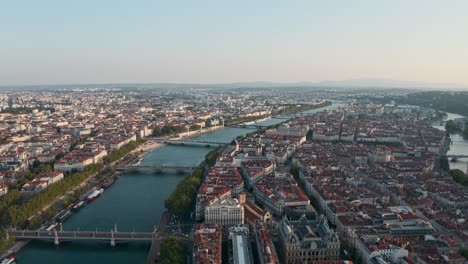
[0,1,467,86]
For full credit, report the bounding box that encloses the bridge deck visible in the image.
[445,154,468,158]
[9,230,156,241]
[117,165,196,171]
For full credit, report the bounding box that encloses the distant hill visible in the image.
[2,78,467,91]
[313,78,468,90]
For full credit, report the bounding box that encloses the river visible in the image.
[433,112,468,173]
[15,104,340,263]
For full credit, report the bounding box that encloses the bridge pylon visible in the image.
[110,229,116,247]
[54,230,60,245]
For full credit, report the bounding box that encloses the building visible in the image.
[193,224,223,264]
[195,166,243,221]
[253,222,280,264]
[355,236,409,264]
[0,183,8,196]
[278,215,340,264]
[21,171,64,192]
[54,156,94,173]
[229,225,253,264]
[241,158,274,188]
[204,196,244,226]
[254,171,310,216]
[387,220,434,237]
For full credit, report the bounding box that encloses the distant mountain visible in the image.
[313,78,468,90]
[2,78,467,91]
[204,79,468,90]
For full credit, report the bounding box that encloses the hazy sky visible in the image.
[1,1,467,85]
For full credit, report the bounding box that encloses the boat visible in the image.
[86,188,104,203]
[56,210,72,223]
[72,201,85,211]
[0,255,16,264]
[132,158,143,167]
[102,178,115,189]
[45,223,58,231]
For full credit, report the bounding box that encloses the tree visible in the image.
[23,172,35,181]
[55,152,65,160]
[460,248,468,260]
[38,164,53,174]
[449,169,468,186]
[290,163,300,179]
[159,237,186,264]
[306,130,314,142]
[445,121,460,133]
[189,124,201,131]
[32,159,41,169]
[440,157,450,171]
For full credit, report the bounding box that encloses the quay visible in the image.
[147,211,170,263]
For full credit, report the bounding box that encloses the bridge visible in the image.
[7,228,190,246]
[444,154,468,161]
[156,139,228,147]
[7,229,159,246]
[227,124,270,129]
[272,112,318,119]
[116,165,196,173]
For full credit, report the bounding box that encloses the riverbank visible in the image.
[131,139,163,160]
[0,164,107,259]
[12,102,340,263]
[173,125,224,140]
[434,112,468,174]
[0,140,152,258]
[224,101,332,126]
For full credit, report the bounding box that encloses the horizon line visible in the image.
[1,78,467,89]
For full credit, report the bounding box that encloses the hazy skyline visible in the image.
[1,1,467,86]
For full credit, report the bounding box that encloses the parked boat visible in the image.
[86,188,104,203]
[56,210,72,223]
[132,158,143,167]
[45,223,58,231]
[102,178,115,189]
[72,201,85,211]
[0,255,16,264]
